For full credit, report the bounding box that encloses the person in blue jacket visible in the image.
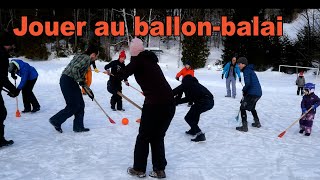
[236,57,262,132]
[8,59,40,113]
[221,57,241,98]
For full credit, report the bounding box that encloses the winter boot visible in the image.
[0,139,14,147]
[127,167,146,178]
[305,133,311,136]
[73,127,90,133]
[299,129,305,134]
[236,119,248,132]
[149,170,166,178]
[191,132,206,142]
[185,129,196,136]
[0,125,14,147]
[22,109,31,113]
[49,119,63,133]
[31,107,40,113]
[252,119,261,128]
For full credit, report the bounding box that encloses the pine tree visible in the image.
[181,35,210,69]
[221,9,272,71]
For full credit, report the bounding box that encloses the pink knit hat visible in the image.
[129,37,144,56]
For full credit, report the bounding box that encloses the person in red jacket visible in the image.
[175,61,194,106]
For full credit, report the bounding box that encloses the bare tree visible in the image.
[73,9,79,53]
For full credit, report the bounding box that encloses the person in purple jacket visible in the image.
[8,59,40,113]
[300,83,320,136]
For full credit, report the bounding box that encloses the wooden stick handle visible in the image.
[117,91,142,111]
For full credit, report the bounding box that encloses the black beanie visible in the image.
[237,57,248,65]
[85,43,99,55]
[0,31,15,46]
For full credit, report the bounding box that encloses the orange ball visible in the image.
[122,118,129,125]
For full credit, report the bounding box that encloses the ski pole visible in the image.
[278,107,313,138]
[14,80,21,117]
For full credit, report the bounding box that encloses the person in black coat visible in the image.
[173,74,214,142]
[0,31,20,148]
[104,50,129,111]
[118,38,175,179]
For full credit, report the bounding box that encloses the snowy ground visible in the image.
[1,48,320,180]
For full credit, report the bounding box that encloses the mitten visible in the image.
[302,108,307,114]
[312,104,319,110]
[78,81,85,86]
[83,86,94,101]
[8,89,20,98]
[103,70,111,75]
[242,91,248,97]
[11,72,17,80]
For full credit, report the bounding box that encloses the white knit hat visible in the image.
[129,37,144,57]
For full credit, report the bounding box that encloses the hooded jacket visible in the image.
[119,50,174,105]
[173,75,214,104]
[0,46,16,93]
[242,64,262,97]
[10,59,38,90]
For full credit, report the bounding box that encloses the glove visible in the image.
[94,68,100,73]
[83,86,94,101]
[79,81,85,86]
[7,92,15,97]
[242,91,248,97]
[103,70,111,75]
[221,74,224,79]
[8,89,20,98]
[239,78,241,82]
[125,81,130,86]
[11,73,17,80]
[312,104,319,110]
[302,108,307,114]
[175,77,179,81]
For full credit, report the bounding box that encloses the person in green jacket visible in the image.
[49,44,99,133]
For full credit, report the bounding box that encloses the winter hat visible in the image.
[129,37,144,57]
[184,61,191,66]
[119,50,126,59]
[237,57,248,65]
[299,71,304,76]
[304,82,315,94]
[0,31,15,46]
[85,43,99,55]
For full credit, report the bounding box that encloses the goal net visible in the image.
[279,65,319,76]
